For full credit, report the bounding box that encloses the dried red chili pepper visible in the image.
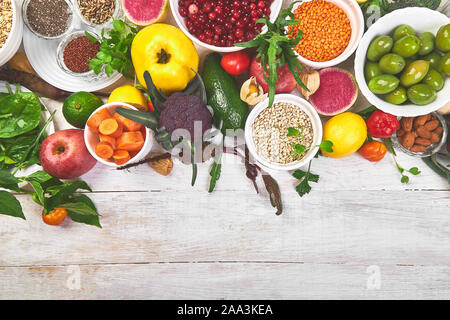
[366,110,400,138]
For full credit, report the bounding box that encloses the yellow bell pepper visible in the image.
[131,24,199,94]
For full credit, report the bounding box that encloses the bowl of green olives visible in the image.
[355,8,450,117]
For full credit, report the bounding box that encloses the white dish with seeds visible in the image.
[245,94,323,171]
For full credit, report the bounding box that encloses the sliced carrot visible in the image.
[129,151,139,159]
[113,112,143,132]
[95,141,114,160]
[87,108,112,133]
[99,118,123,138]
[116,131,145,152]
[113,150,131,165]
[99,135,116,149]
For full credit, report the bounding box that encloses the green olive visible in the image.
[423,69,444,91]
[379,53,406,74]
[423,51,442,69]
[418,32,435,56]
[400,60,430,87]
[367,36,394,62]
[393,25,415,41]
[384,87,408,105]
[407,84,437,105]
[435,23,450,53]
[393,35,421,58]
[365,62,383,81]
[439,52,450,76]
[368,74,400,94]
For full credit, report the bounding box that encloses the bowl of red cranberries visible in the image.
[170,0,283,52]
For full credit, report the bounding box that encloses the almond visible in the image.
[397,129,405,137]
[416,126,432,139]
[433,126,443,136]
[431,132,441,143]
[401,132,416,149]
[415,138,432,147]
[400,117,414,131]
[410,145,427,153]
[424,120,439,131]
[414,114,430,127]
[149,153,173,176]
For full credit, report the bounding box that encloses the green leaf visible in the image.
[408,167,421,176]
[0,169,21,191]
[61,195,101,228]
[358,106,377,120]
[401,175,409,184]
[113,20,125,32]
[319,140,334,153]
[44,180,92,212]
[287,127,299,137]
[115,107,160,131]
[295,179,312,197]
[292,143,306,155]
[292,169,307,180]
[85,31,99,43]
[208,153,222,193]
[0,191,25,219]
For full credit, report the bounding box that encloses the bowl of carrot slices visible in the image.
[84,103,153,167]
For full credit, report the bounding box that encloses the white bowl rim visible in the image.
[0,0,21,55]
[292,0,365,69]
[245,94,323,171]
[354,7,450,117]
[84,102,153,167]
[169,0,283,53]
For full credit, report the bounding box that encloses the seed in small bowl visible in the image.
[252,102,314,164]
[24,0,73,39]
[63,36,100,74]
[0,0,13,49]
[77,0,116,25]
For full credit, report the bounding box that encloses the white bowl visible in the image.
[245,94,323,171]
[354,8,450,117]
[0,0,23,67]
[84,103,153,167]
[169,0,283,53]
[292,0,364,69]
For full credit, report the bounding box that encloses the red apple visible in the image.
[40,129,96,179]
[249,57,297,94]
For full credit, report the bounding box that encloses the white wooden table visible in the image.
[1,0,450,300]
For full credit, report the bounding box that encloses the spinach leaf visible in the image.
[0,169,21,192]
[0,191,25,219]
[0,92,42,138]
[61,195,101,228]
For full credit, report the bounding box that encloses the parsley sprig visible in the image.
[86,20,138,79]
[235,1,308,107]
[287,127,333,160]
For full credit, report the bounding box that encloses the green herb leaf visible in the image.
[61,195,101,228]
[401,175,409,184]
[44,180,92,212]
[0,190,25,219]
[296,178,312,197]
[293,161,320,197]
[287,127,299,137]
[408,167,421,175]
[0,169,21,191]
[319,140,334,153]
[208,153,222,193]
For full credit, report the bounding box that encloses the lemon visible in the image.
[322,112,367,158]
[108,85,148,107]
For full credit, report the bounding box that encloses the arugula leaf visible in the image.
[0,191,25,219]
[61,195,101,228]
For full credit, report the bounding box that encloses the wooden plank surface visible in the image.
[0,0,449,300]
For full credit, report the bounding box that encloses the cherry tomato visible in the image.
[359,141,387,162]
[42,208,68,226]
[220,52,251,76]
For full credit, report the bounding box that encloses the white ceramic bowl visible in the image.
[245,94,323,171]
[355,8,450,117]
[169,0,283,53]
[292,0,364,69]
[0,0,23,67]
[84,103,153,167]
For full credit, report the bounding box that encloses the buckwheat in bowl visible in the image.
[245,94,323,171]
[0,0,23,67]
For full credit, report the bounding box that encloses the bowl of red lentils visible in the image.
[0,0,23,67]
[56,30,102,78]
[288,0,364,69]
